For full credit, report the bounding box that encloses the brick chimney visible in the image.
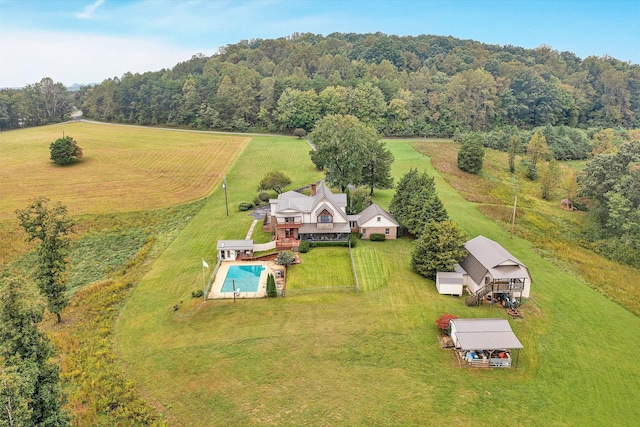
[311,183,316,196]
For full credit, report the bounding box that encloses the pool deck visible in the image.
[207,260,283,299]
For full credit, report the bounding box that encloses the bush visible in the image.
[435,313,459,334]
[370,233,386,241]
[309,241,351,248]
[349,233,358,248]
[293,128,307,139]
[191,289,204,298]
[299,240,310,253]
[275,251,295,267]
[238,202,254,211]
[258,192,270,202]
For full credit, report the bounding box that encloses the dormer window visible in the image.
[318,209,333,223]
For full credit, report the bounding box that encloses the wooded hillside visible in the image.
[2,32,638,134]
[79,33,640,133]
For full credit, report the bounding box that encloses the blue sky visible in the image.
[1,0,639,88]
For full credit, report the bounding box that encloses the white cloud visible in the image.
[75,0,106,20]
[0,30,206,88]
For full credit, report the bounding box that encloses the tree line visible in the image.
[2,32,639,135]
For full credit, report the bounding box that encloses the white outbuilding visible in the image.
[436,272,464,296]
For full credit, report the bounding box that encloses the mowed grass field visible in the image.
[112,134,640,426]
[0,122,250,220]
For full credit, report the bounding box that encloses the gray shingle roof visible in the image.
[357,203,399,226]
[462,236,529,285]
[217,240,254,250]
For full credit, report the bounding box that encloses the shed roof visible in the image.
[450,318,523,350]
[436,272,464,285]
[217,240,254,250]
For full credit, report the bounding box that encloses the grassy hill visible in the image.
[113,136,640,425]
[2,124,639,425]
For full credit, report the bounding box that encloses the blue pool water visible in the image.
[221,265,265,293]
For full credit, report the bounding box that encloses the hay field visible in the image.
[0,122,250,220]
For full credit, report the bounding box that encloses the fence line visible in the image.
[349,240,360,292]
[204,258,222,301]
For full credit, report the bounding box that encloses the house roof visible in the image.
[357,203,399,227]
[217,240,254,250]
[272,181,346,216]
[450,318,523,350]
[465,235,525,268]
[462,236,529,285]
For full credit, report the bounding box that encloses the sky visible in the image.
[1,0,639,88]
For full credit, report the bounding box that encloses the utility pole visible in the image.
[510,196,517,239]
[222,173,229,216]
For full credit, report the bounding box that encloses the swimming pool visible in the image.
[221,265,265,293]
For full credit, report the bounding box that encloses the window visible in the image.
[362,228,366,236]
[318,209,333,223]
[377,216,381,222]
[385,228,390,235]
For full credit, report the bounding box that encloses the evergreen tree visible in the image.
[389,169,448,237]
[411,221,468,280]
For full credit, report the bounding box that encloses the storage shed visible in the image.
[217,240,254,261]
[436,272,464,296]
[449,318,523,368]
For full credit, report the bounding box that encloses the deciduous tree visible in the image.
[258,171,292,194]
[0,276,69,426]
[309,114,381,192]
[457,133,485,174]
[15,197,74,323]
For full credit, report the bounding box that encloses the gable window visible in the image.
[318,209,333,223]
[377,216,381,222]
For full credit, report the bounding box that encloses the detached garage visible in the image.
[436,272,464,297]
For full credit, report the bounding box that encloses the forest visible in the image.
[1,32,639,137]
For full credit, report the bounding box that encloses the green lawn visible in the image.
[114,137,640,426]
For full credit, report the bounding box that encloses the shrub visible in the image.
[370,233,386,241]
[266,274,278,297]
[191,289,204,298]
[349,233,358,248]
[238,202,254,211]
[275,251,295,267]
[435,313,459,334]
[258,192,270,202]
[299,240,310,253]
[293,128,307,139]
